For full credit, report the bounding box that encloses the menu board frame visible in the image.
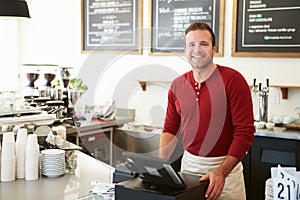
[81,0,143,54]
[232,0,300,58]
[149,0,225,56]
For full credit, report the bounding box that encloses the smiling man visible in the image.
[159,22,255,200]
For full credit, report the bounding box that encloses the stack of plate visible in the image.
[265,178,273,200]
[41,149,65,178]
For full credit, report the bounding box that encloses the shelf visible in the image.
[137,82,300,98]
[270,85,300,99]
[136,82,300,98]
[137,80,171,91]
[251,85,300,99]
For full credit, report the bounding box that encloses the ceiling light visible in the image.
[0,0,30,19]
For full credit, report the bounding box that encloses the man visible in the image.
[159,22,255,200]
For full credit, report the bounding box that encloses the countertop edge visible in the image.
[255,127,300,140]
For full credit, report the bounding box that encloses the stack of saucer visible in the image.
[41,149,65,178]
[265,178,273,200]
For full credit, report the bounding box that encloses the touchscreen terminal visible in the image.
[123,152,186,189]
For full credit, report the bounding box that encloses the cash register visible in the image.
[115,152,209,200]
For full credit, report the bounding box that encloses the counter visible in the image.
[245,126,300,200]
[66,108,135,134]
[0,151,114,200]
[255,127,300,140]
[66,116,134,135]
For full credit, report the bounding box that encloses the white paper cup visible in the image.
[16,128,28,144]
[1,141,15,158]
[2,132,15,143]
[26,134,38,149]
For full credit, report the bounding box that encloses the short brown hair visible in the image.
[184,21,216,47]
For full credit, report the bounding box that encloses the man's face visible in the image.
[184,30,216,70]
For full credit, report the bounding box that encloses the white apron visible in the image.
[181,150,246,200]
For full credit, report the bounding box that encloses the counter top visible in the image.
[1,127,299,199]
[0,151,114,200]
[255,127,300,140]
[66,116,134,135]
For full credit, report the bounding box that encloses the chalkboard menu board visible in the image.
[150,0,225,56]
[81,0,142,54]
[232,0,300,57]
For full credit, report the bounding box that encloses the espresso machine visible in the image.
[252,78,269,122]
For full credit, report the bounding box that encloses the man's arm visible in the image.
[159,132,178,159]
[200,155,240,200]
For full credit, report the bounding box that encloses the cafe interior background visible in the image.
[0,0,300,128]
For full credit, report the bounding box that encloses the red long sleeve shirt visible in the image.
[163,65,255,160]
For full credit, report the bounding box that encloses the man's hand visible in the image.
[200,171,225,200]
[199,155,240,200]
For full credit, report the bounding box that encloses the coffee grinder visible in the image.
[27,72,40,88]
[41,64,59,99]
[60,67,72,117]
[59,67,80,126]
[22,64,41,98]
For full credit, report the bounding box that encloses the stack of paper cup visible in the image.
[16,128,28,179]
[0,142,1,180]
[1,132,16,182]
[0,142,2,180]
[25,134,40,181]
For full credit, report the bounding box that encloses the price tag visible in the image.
[273,176,294,200]
[271,165,300,200]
